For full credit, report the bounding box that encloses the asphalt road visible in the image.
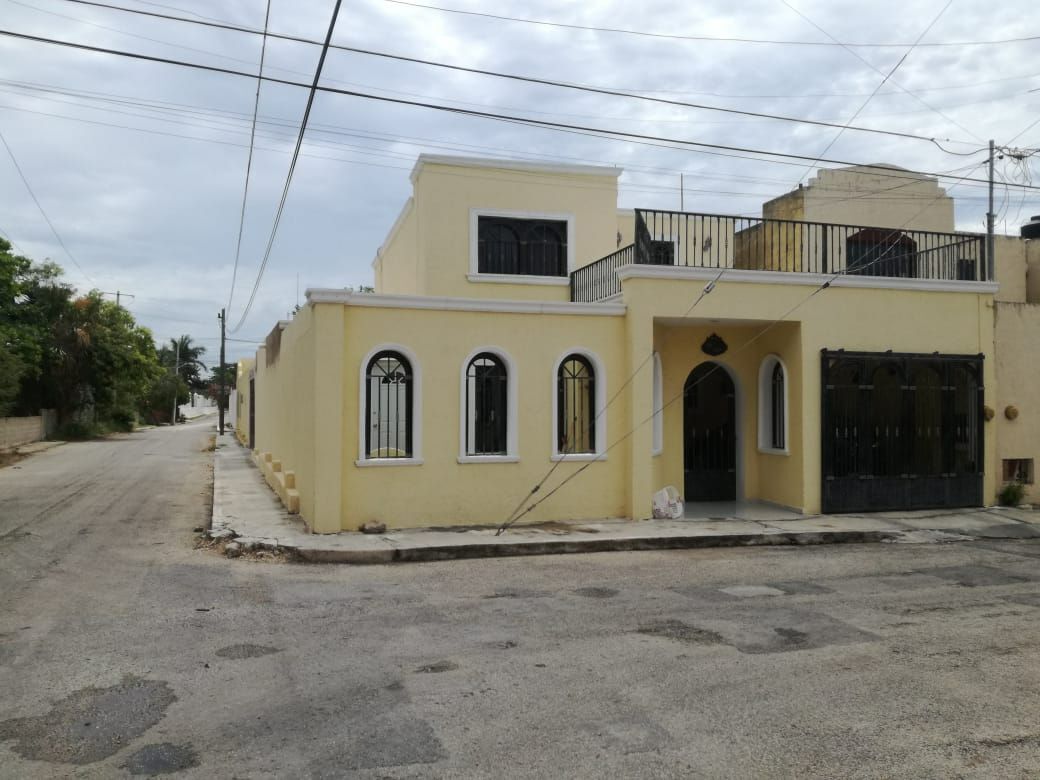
[2,420,1040,778]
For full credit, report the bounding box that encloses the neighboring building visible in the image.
[237,155,1037,533]
[994,216,1040,504]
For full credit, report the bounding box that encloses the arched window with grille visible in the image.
[464,352,508,456]
[758,355,789,454]
[365,350,413,459]
[556,354,596,455]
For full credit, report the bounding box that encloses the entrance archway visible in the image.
[683,361,737,501]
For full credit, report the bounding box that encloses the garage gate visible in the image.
[821,350,984,513]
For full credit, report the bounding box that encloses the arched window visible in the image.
[557,355,596,454]
[758,355,788,454]
[771,362,785,450]
[465,353,508,456]
[365,351,413,458]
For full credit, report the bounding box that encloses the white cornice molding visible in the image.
[410,154,623,183]
[305,289,626,316]
[614,264,999,294]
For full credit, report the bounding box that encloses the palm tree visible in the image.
[159,335,208,392]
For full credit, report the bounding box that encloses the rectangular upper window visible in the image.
[477,216,568,277]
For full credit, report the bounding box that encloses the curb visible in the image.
[289,529,898,565]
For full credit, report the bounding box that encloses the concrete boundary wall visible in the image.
[0,414,49,449]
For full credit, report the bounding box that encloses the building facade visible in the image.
[237,155,1038,533]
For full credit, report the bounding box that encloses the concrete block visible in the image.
[284,471,295,490]
[271,459,282,473]
[286,489,300,514]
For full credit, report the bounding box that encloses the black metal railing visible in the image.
[570,243,634,302]
[570,209,988,302]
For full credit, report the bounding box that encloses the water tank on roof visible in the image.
[1022,215,1040,239]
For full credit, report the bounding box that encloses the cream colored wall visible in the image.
[374,198,419,295]
[995,236,1029,303]
[1027,240,1040,303]
[412,161,620,300]
[337,303,628,530]
[994,302,1040,503]
[620,274,996,515]
[650,322,803,512]
[234,358,255,445]
[800,166,955,231]
[251,310,319,526]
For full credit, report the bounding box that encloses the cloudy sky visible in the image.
[1,0,1038,363]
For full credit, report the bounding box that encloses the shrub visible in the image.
[998,481,1027,507]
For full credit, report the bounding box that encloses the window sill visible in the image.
[758,447,790,456]
[457,455,520,464]
[467,273,569,286]
[355,457,424,467]
[551,453,605,462]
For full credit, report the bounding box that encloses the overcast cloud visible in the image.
[1,0,1038,363]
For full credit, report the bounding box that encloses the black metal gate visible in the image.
[821,350,984,513]
[684,362,737,501]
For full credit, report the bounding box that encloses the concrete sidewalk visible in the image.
[210,437,1040,564]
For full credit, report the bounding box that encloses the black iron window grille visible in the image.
[365,351,413,458]
[465,353,508,455]
[557,355,595,454]
[477,216,567,277]
[771,362,786,450]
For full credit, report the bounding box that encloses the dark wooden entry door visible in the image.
[683,362,737,501]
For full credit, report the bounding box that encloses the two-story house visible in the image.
[235,154,1026,534]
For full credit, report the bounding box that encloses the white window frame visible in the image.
[468,208,575,284]
[551,348,607,462]
[356,343,423,467]
[458,346,519,463]
[651,352,663,456]
[757,354,789,455]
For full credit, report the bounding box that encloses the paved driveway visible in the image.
[2,422,1039,778]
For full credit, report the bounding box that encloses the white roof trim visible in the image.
[615,264,999,294]
[410,154,623,183]
[305,289,626,316]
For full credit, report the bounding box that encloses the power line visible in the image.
[46,0,1040,102]
[0,125,95,285]
[791,0,953,185]
[16,11,982,147]
[228,0,344,333]
[384,0,1040,49]
[4,29,1036,194]
[226,0,271,316]
[781,0,983,153]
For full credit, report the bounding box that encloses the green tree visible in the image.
[159,335,207,392]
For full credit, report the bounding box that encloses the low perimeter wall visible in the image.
[0,411,56,449]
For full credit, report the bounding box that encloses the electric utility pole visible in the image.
[171,338,180,426]
[987,139,996,282]
[218,309,226,436]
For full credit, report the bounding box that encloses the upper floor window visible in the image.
[557,354,596,454]
[365,351,413,458]
[465,353,508,456]
[478,215,568,277]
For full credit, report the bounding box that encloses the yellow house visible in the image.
[238,154,1029,534]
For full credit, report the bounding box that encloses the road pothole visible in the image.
[636,620,724,645]
[215,644,281,660]
[0,675,176,765]
[123,742,199,776]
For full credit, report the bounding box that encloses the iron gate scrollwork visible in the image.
[821,350,984,513]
